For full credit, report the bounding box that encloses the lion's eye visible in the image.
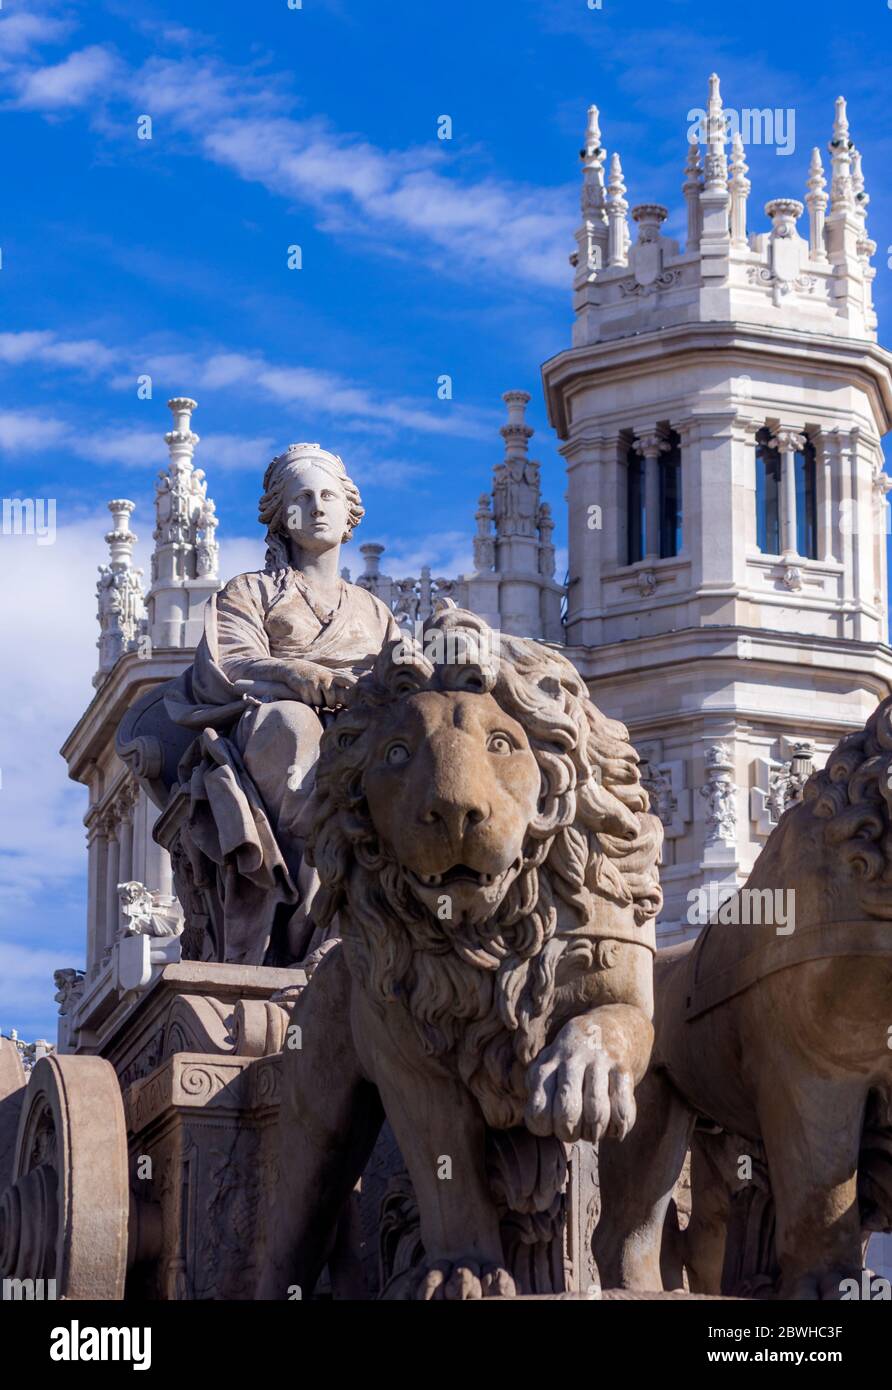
[385,742,411,766]
[487,733,514,756]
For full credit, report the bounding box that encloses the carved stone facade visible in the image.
[543,74,892,940]
[354,391,564,643]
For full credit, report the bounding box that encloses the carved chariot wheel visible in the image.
[0,1053,129,1298]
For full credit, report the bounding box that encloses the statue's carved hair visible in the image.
[258,444,364,603]
[307,606,663,1127]
[801,696,892,915]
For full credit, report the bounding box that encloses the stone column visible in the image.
[770,431,806,557]
[816,431,835,562]
[635,433,670,560]
[605,154,629,268]
[85,814,102,978]
[145,804,173,898]
[103,810,120,955]
[116,779,137,894]
[826,430,852,603]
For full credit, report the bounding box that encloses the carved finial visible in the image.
[683,138,703,251]
[573,104,609,285]
[94,499,146,686]
[829,96,854,213]
[703,73,729,191]
[606,152,629,267]
[851,146,869,225]
[580,104,606,218]
[501,390,534,459]
[728,133,750,245]
[806,147,829,262]
[360,542,385,578]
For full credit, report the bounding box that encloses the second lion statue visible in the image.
[257,605,663,1299]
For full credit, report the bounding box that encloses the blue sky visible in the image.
[1,0,890,1040]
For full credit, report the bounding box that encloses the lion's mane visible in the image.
[801,694,892,917]
[307,607,663,1128]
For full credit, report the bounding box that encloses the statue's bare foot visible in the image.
[524,1018,637,1144]
[416,1260,516,1300]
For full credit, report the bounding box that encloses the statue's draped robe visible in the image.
[165,570,399,964]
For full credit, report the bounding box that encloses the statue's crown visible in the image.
[269,442,347,481]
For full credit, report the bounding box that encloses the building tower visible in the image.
[542,76,892,939]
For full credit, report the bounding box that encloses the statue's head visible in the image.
[258,443,364,575]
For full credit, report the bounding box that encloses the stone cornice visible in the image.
[60,650,195,786]
[542,321,892,439]
[562,625,892,694]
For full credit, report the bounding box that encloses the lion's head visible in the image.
[306,606,662,1127]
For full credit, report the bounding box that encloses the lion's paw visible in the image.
[524,1025,636,1145]
[416,1259,516,1300]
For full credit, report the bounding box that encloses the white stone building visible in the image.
[52,69,892,1281]
[545,75,892,941]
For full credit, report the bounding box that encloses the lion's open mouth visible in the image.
[416,864,499,888]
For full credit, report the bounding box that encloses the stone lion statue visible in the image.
[257,605,663,1299]
[595,694,892,1300]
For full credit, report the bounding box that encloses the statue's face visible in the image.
[280,462,349,554]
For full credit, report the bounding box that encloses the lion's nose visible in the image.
[419,797,489,839]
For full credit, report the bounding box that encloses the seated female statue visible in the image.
[166,443,400,965]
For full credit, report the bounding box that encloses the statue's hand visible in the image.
[232,678,301,705]
[280,661,357,710]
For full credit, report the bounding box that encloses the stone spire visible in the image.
[146,397,221,649]
[728,132,750,246]
[703,73,729,191]
[805,147,828,262]
[828,96,854,214]
[699,73,730,246]
[606,153,629,267]
[850,145,869,228]
[94,500,146,687]
[683,138,703,252]
[493,391,539,543]
[573,105,609,285]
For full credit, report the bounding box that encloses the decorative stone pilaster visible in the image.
[700,744,737,846]
[473,495,495,571]
[750,741,816,838]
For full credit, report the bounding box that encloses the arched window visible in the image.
[795,439,817,559]
[626,447,644,564]
[659,436,682,558]
[755,431,781,555]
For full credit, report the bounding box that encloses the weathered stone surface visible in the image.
[596,693,892,1299]
[258,605,663,1300]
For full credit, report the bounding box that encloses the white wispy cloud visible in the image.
[0,330,499,444]
[5,36,573,288]
[13,43,119,111]
[0,410,68,450]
